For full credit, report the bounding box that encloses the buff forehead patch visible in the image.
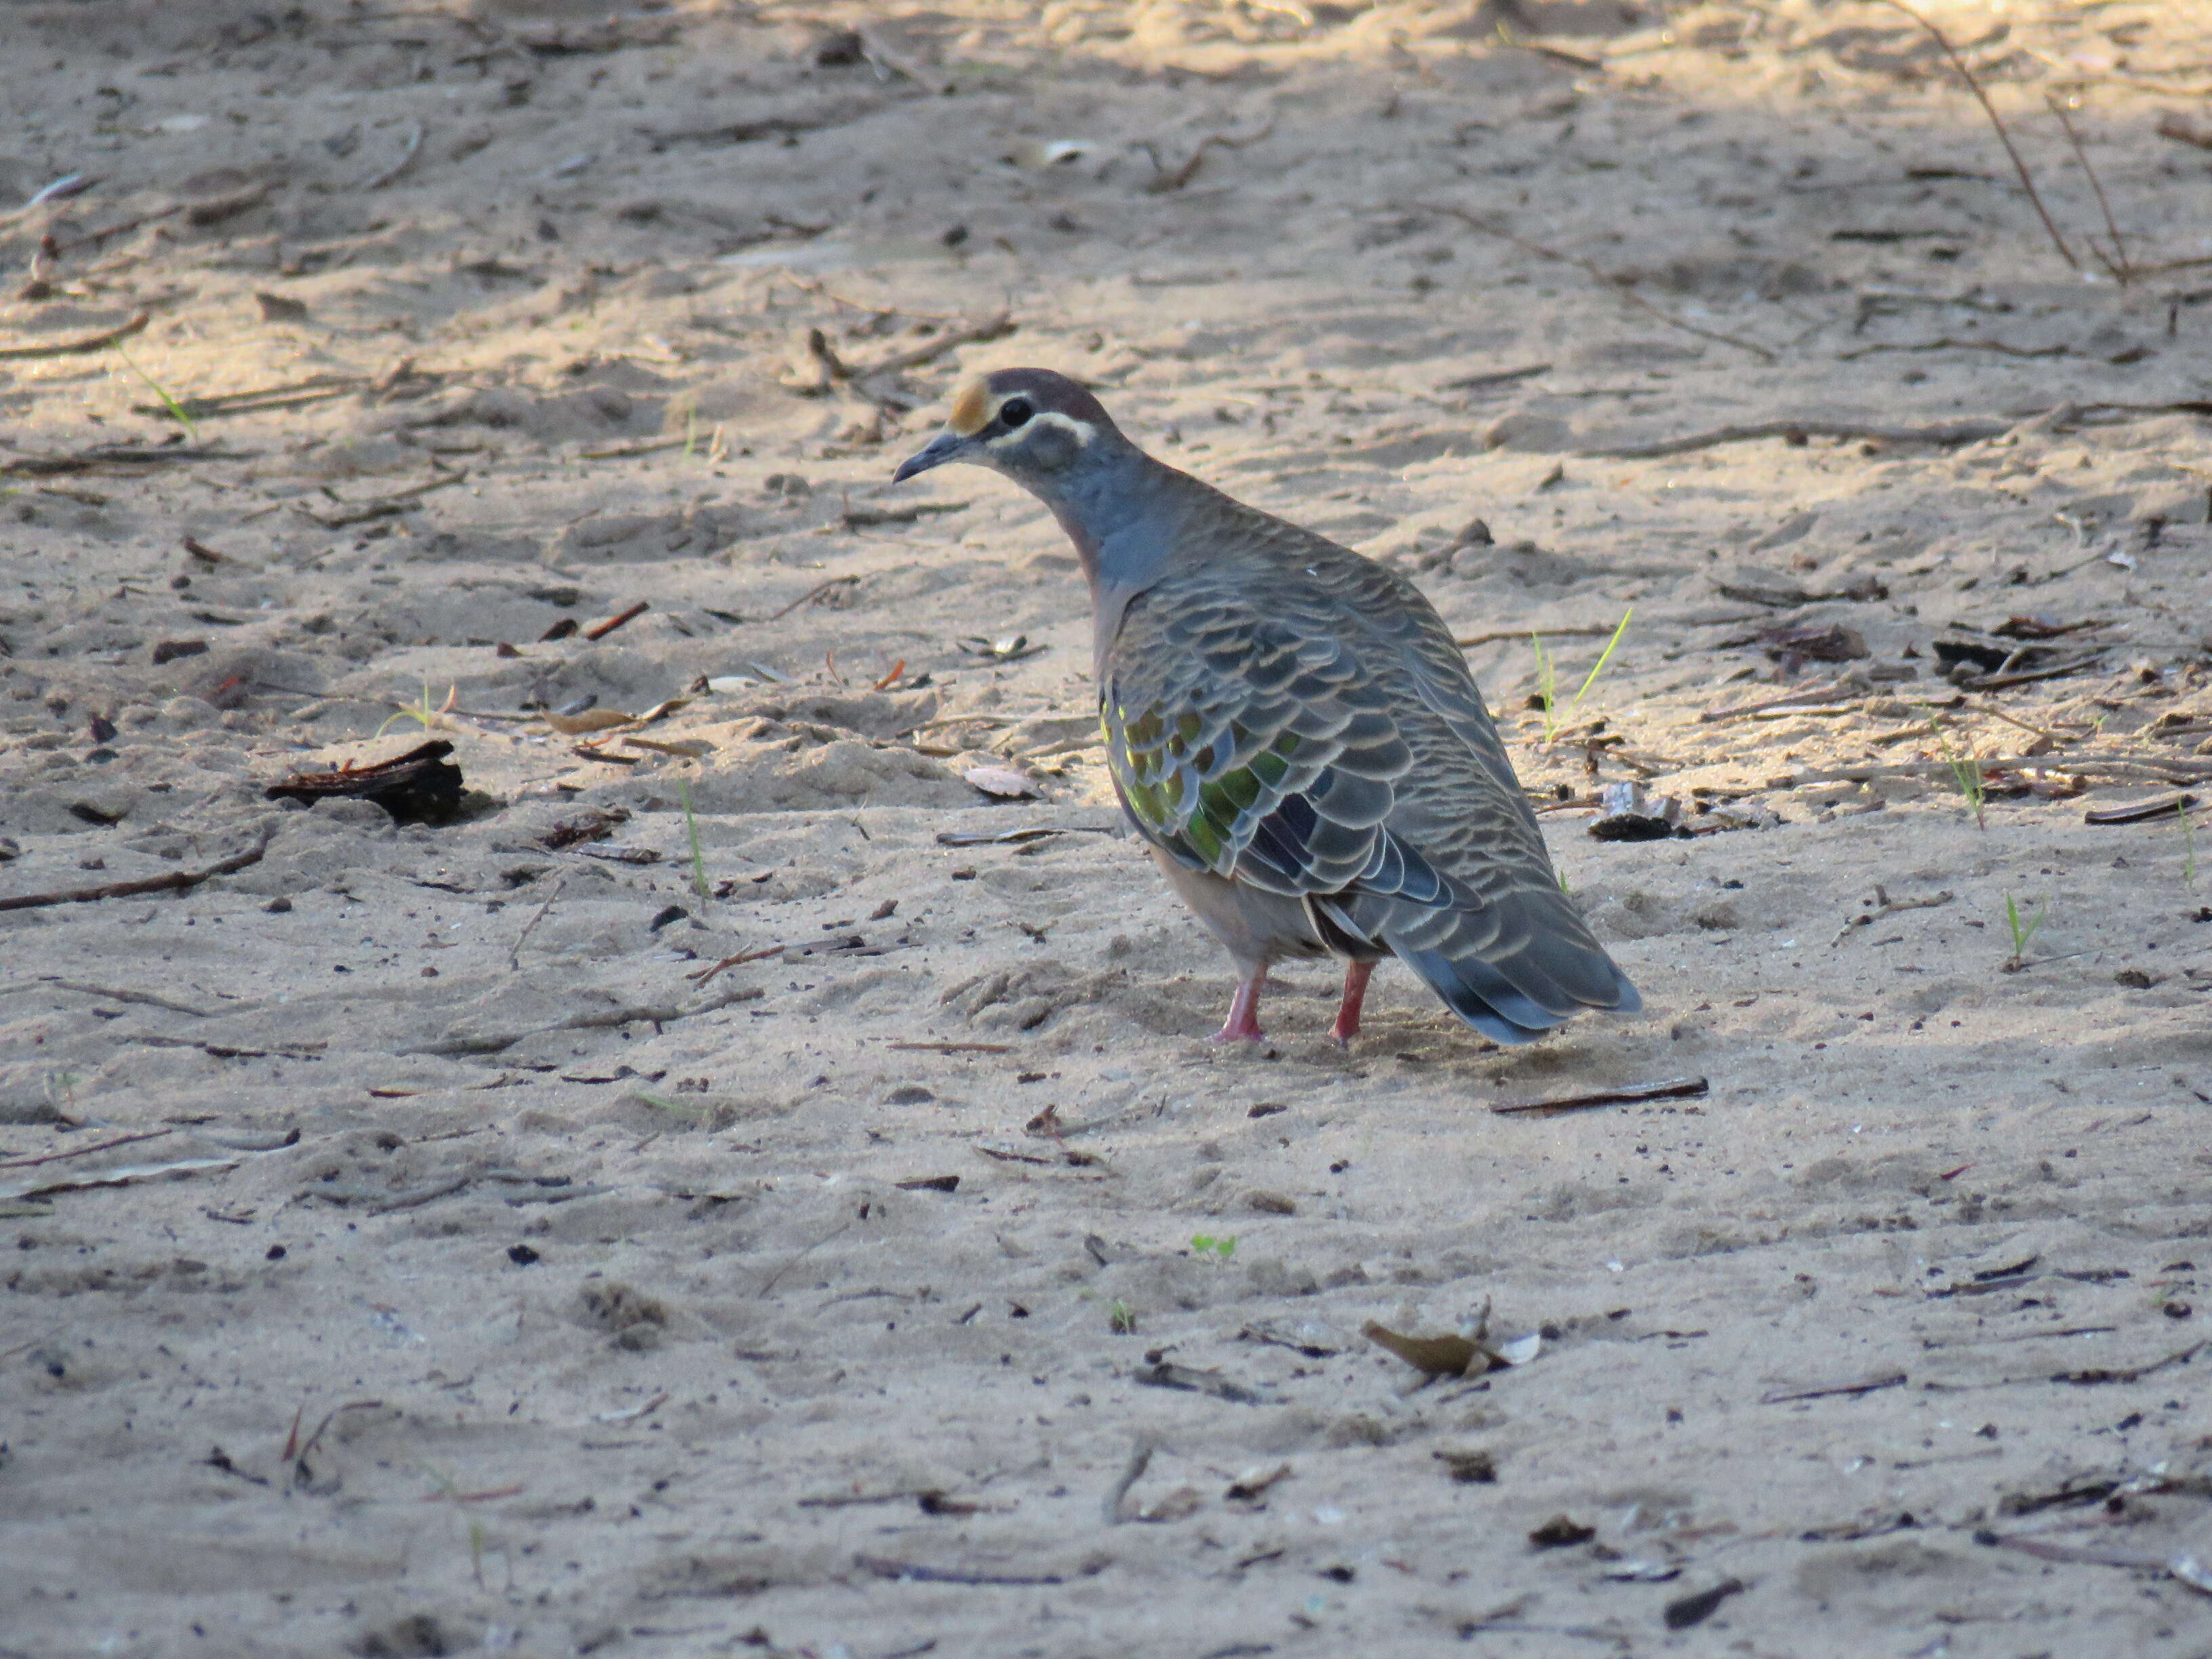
[948,376,994,436]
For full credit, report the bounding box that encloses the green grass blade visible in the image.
[679,777,710,909]
[1570,607,1634,712]
[112,342,199,443]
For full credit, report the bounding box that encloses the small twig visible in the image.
[798,1487,946,1509]
[645,104,885,151]
[1439,363,1553,394]
[766,575,859,621]
[2045,97,2130,282]
[1837,337,2069,363]
[848,312,1015,382]
[308,1178,464,1213]
[1960,649,2108,691]
[0,1128,173,1170]
[687,943,783,986]
[1029,1101,1159,1141]
[0,443,283,477]
[1760,1370,1907,1405]
[0,832,274,913]
[1411,203,1776,362]
[885,1040,1015,1054]
[50,205,180,257]
[1584,417,2009,460]
[773,271,972,322]
[842,501,968,529]
[2084,792,2196,826]
[363,119,426,190]
[901,713,1017,736]
[1969,701,2079,745]
[1699,680,1855,724]
[1832,886,1955,944]
[37,979,213,1017]
[297,470,466,528]
[0,308,150,361]
[508,876,567,970]
[759,1218,855,1296]
[1769,756,2212,789]
[854,1555,1065,1589]
[1139,121,1274,194]
[1493,1077,1708,1117]
[1875,0,2076,270]
[134,375,366,423]
[1457,622,1620,649]
[583,600,649,642]
[578,436,687,462]
[293,1399,385,1468]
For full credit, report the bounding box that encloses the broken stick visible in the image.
[1493,1076,1710,1116]
[0,832,274,913]
[0,308,150,361]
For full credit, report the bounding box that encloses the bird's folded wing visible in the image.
[1103,583,1448,906]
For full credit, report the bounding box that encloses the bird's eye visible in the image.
[998,396,1033,429]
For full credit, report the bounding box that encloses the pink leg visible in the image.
[1212,966,1268,1043]
[1328,960,1376,1048]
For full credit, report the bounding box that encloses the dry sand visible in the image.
[3,1,2212,1654]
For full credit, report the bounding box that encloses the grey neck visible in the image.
[1012,445,1199,665]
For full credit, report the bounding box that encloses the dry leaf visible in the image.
[1224,1462,1292,1501]
[1364,1321,1482,1376]
[1364,1298,1540,1378]
[964,764,1042,800]
[545,708,635,735]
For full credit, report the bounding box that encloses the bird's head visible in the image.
[893,367,1123,489]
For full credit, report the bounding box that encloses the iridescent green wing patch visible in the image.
[1109,684,1305,876]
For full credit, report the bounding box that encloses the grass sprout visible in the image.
[678,777,710,909]
[1920,705,1987,830]
[376,681,455,739]
[1531,632,1557,738]
[1532,609,1633,743]
[1107,1298,1136,1334]
[1190,1233,1237,1262]
[2002,893,2048,972]
[112,342,199,443]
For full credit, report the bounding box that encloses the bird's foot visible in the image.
[1214,970,1268,1043]
[1327,960,1375,1049]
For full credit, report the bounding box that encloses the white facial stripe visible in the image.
[985,410,1095,450]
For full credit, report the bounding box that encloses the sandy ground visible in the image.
[3,1,2212,1654]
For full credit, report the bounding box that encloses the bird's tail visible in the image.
[1393,941,1639,1045]
[1338,886,1639,1046]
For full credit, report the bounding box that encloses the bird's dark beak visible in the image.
[893,428,972,485]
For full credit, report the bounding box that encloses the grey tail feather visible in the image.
[1607,965,1643,1015]
[1393,944,1640,1046]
